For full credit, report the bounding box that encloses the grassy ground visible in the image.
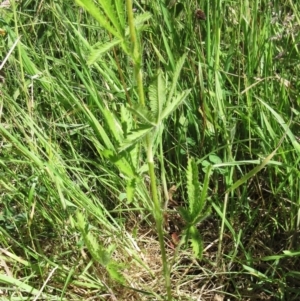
[0,0,300,300]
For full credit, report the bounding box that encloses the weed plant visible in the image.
[0,0,300,300]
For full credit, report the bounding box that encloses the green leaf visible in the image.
[226,147,281,194]
[242,265,268,279]
[106,262,126,284]
[126,178,137,204]
[98,248,112,267]
[124,12,152,38]
[167,53,187,102]
[75,213,125,284]
[101,107,124,144]
[118,125,153,153]
[18,42,51,91]
[148,70,165,124]
[149,82,159,120]
[209,154,222,164]
[75,0,122,39]
[160,27,175,70]
[98,0,124,36]
[128,104,156,126]
[201,160,210,167]
[151,43,168,64]
[161,89,191,121]
[115,0,126,29]
[76,212,112,266]
[197,165,212,220]
[188,225,204,260]
[262,250,300,261]
[186,158,201,218]
[193,208,211,225]
[75,211,86,232]
[88,38,123,65]
[178,206,190,223]
[0,274,45,296]
[102,149,137,178]
[156,70,166,123]
[120,105,133,136]
[60,65,115,151]
[257,97,300,154]
[120,105,140,170]
[133,12,152,28]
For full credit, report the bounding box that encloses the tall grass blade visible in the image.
[258,97,300,154]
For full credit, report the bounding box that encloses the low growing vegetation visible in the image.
[0,0,300,300]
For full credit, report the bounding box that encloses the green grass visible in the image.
[0,0,300,300]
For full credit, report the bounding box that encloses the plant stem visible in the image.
[147,136,172,300]
[126,0,145,107]
[126,1,171,299]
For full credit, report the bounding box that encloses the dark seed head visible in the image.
[195,9,206,21]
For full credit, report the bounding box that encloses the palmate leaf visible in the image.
[76,213,125,283]
[118,124,153,153]
[157,71,166,119]
[178,206,190,223]
[126,177,137,204]
[75,0,122,39]
[149,70,165,124]
[148,54,189,125]
[120,105,139,171]
[87,11,152,62]
[148,82,159,121]
[186,158,201,219]
[167,53,187,103]
[128,104,156,126]
[76,212,112,266]
[102,149,137,179]
[192,207,211,226]
[187,225,204,260]
[197,165,212,219]
[161,89,191,121]
[102,148,139,203]
[115,0,126,29]
[101,107,124,144]
[132,12,152,28]
[180,161,211,261]
[88,38,123,66]
[120,105,133,136]
[107,262,126,284]
[158,54,190,122]
[98,0,124,36]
